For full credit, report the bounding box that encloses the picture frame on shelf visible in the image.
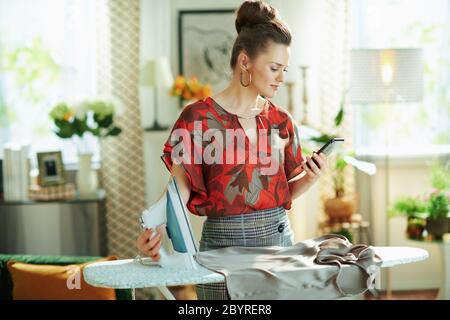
[37,151,65,187]
[178,9,236,96]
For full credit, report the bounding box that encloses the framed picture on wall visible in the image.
[178,9,236,96]
[37,151,66,186]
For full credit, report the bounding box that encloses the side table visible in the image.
[407,237,450,300]
[0,189,107,256]
[317,213,372,244]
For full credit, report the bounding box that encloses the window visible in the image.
[0,0,98,166]
[350,0,450,156]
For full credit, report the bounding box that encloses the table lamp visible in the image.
[349,48,424,297]
[140,56,174,131]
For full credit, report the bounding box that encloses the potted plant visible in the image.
[49,97,123,196]
[425,160,450,240]
[320,150,360,222]
[50,98,123,144]
[390,196,427,240]
[425,191,449,240]
[305,90,376,222]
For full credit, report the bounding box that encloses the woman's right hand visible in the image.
[136,228,162,261]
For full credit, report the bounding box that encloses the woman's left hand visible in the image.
[300,152,328,184]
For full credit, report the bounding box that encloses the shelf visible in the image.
[0,189,106,205]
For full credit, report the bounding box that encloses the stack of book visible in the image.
[2,143,30,201]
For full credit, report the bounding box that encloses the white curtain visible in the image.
[0,0,98,165]
[317,0,355,217]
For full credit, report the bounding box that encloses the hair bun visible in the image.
[235,0,279,34]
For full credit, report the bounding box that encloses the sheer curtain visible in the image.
[0,0,98,166]
[95,0,146,261]
[317,0,355,219]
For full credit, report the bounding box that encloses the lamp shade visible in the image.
[349,48,424,103]
[140,56,173,88]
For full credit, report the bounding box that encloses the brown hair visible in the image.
[230,0,292,69]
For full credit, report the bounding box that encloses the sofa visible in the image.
[0,254,133,300]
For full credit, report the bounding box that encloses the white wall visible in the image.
[269,0,325,127]
[140,0,178,128]
[360,155,446,290]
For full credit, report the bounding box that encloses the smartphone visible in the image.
[306,138,345,170]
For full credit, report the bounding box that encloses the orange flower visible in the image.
[63,111,75,121]
[188,76,198,84]
[174,75,185,89]
[183,91,193,100]
[170,75,212,101]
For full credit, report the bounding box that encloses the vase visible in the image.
[76,153,98,198]
[425,217,449,241]
[406,216,426,240]
[324,193,359,223]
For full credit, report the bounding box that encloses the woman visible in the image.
[136,0,327,299]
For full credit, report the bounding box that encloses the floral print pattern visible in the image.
[161,97,304,216]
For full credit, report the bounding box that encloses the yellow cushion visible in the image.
[7,256,117,300]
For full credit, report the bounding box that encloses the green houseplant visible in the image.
[425,160,450,240]
[392,196,427,217]
[426,191,449,240]
[391,160,449,240]
[305,90,376,222]
[49,97,123,196]
[50,98,122,145]
[390,196,427,239]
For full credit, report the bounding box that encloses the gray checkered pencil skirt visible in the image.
[196,206,294,300]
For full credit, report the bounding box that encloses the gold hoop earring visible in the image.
[240,69,252,87]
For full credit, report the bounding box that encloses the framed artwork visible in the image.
[178,9,237,95]
[37,151,66,186]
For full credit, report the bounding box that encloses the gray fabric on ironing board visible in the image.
[195,206,294,300]
[195,234,382,300]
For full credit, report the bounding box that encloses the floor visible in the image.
[167,285,440,300]
[364,289,439,300]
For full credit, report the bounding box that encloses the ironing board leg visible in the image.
[375,268,382,290]
[158,286,176,300]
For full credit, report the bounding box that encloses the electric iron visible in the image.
[139,175,199,270]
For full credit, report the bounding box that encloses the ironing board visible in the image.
[84,246,428,300]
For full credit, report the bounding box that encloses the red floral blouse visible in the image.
[161,96,304,217]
